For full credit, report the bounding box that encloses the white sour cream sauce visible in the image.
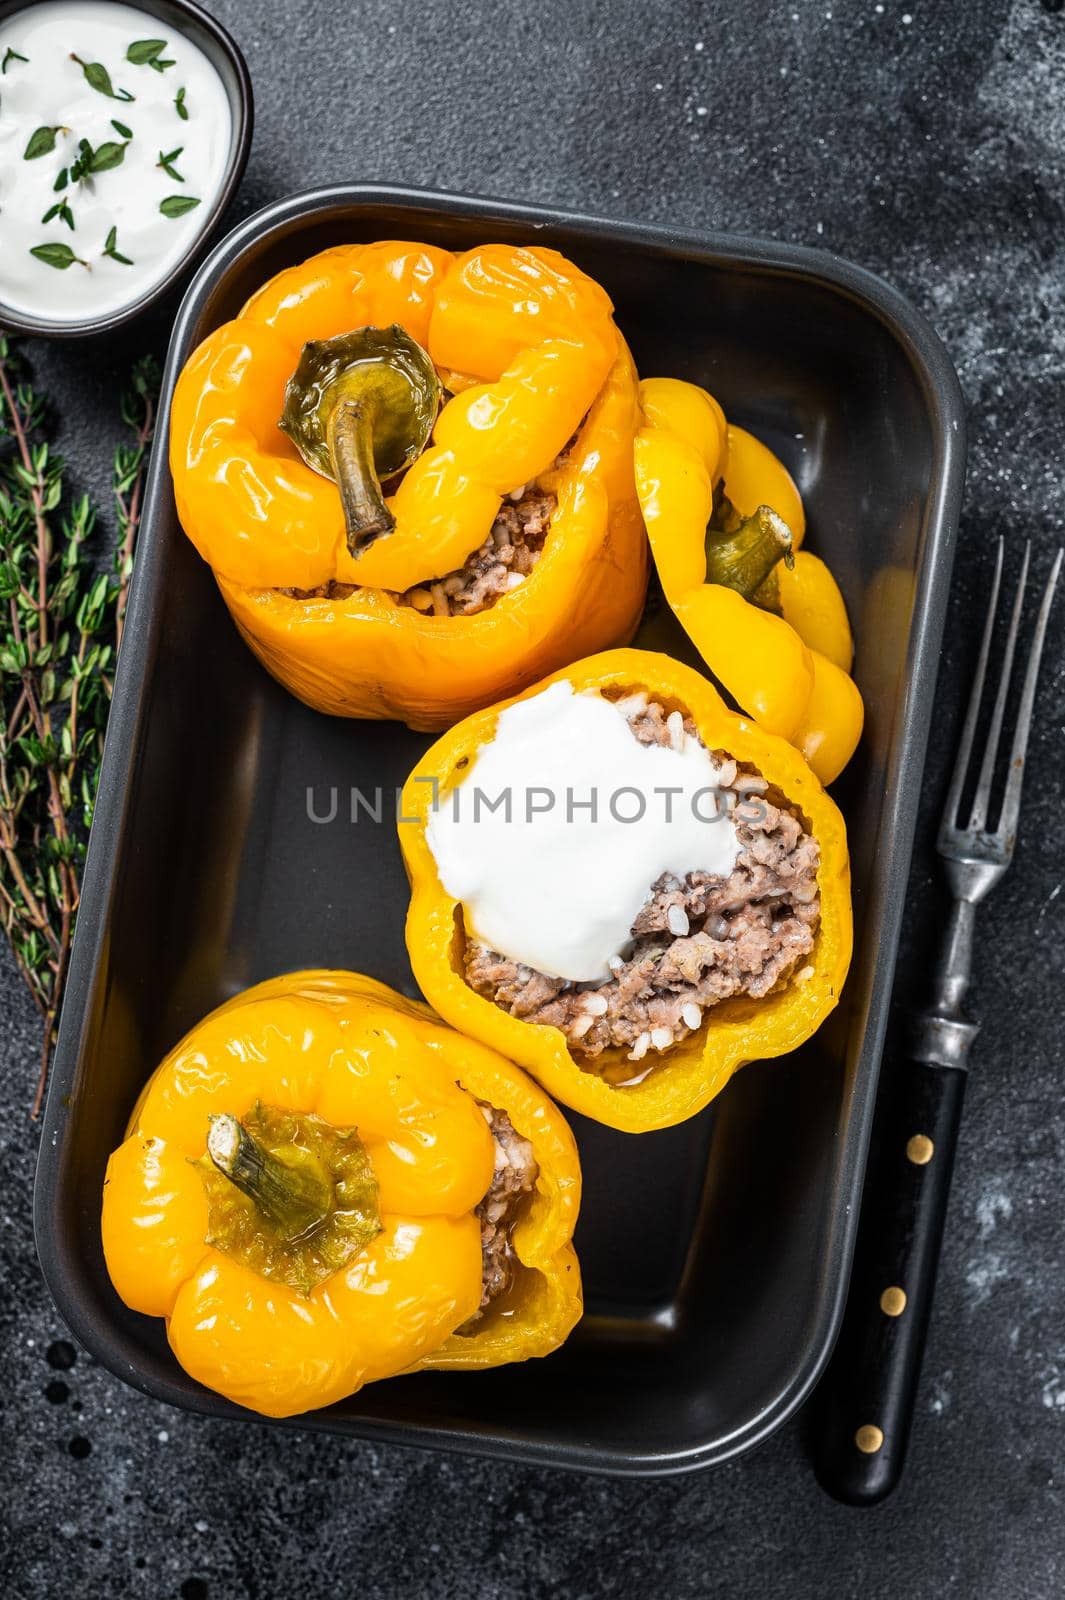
[0,1,231,323]
[426,682,741,984]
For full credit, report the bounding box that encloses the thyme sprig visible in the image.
[70,53,134,102]
[0,338,159,1116]
[69,135,128,183]
[112,360,159,640]
[160,194,199,218]
[40,199,75,232]
[157,145,184,182]
[24,125,65,160]
[28,242,87,271]
[127,39,175,73]
[102,225,133,265]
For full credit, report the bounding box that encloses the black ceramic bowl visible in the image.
[34,185,966,1475]
[0,0,252,338]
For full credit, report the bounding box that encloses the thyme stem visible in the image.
[0,338,159,1116]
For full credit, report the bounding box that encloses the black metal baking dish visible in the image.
[32,184,966,1475]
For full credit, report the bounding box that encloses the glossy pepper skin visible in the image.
[169,241,647,730]
[399,649,853,1134]
[633,377,862,783]
[101,971,582,1417]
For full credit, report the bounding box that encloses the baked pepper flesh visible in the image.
[400,649,852,1134]
[634,376,863,784]
[102,971,582,1417]
[169,241,647,730]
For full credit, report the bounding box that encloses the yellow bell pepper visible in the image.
[723,424,806,548]
[101,971,582,1418]
[399,649,853,1134]
[633,377,862,783]
[667,581,816,741]
[776,552,854,672]
[170,241,646,730]
[639,376,728,481]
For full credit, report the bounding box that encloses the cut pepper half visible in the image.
[399,649,853,1134]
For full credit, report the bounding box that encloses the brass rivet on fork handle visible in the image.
[906,1134,934,1164]
[879,1286,907,1317]
[814,539,1063,1507]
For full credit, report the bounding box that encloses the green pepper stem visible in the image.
[206,1114,332,1243]
[327,397,397,558]
[709,481,742,535]
[704,504,794,602]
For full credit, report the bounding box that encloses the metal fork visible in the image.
[814,538,1063,1506]
[922,539,1063,1063]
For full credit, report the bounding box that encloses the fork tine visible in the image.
[995,547,1064,849]
[968,541,1030,832]
[940,538,1003,837]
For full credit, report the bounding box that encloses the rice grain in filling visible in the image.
[464,695,822,1071]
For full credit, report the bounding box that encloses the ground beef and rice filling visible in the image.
[464,695,821,1073]
[280,487,556,616]
[464,1104,538,1325]
[396,489,555,617]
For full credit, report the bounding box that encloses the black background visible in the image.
[2,1,1065,1596]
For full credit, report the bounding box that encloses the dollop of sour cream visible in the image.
[0,1,231,324]
[425,681,741,983]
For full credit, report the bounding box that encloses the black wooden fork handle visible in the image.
[812,1051,968,1504]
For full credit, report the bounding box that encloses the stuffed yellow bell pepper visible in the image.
[101,971,581,1417]
[399,649,852,1134]
[169,241,646,730]
[634,377,863,784]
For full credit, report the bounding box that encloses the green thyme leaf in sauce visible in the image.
[53,167,69,192]
[126,38,165,63]
[69,139,95,183]
[70,53,135,101]
[159,193,200,219]
[126,38,174,71]
[29,241,87,271]
[174,85,188,120]
[88,140,128,173]
[23,125,64,160]
[156,145,184,181]
[41,200,75,232]
[102,226,134,266]
[2,47,29,74]
[110,118,133,139]
[68,136,129,181]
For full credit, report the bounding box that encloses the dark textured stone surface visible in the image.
[2,1,1065,1596]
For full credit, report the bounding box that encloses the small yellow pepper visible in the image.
[723,424,806,548]
[399,649,853,1134]
[775,553,854,672]
[633,378,862,783]
[667,581,816,741]
[170,241,646,729]
[102,971,582,1417]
